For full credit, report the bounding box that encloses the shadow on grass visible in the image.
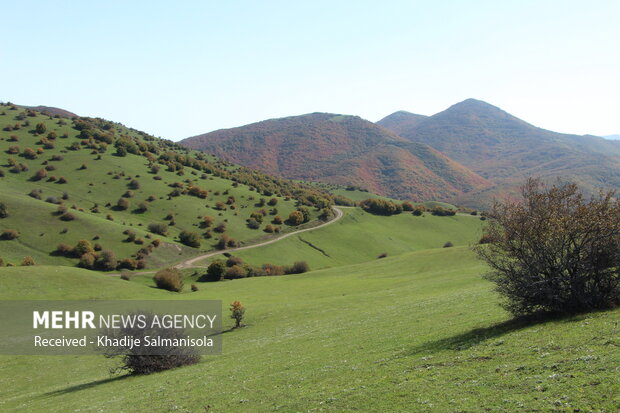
[406,312,587,355]
[40,374,132,397]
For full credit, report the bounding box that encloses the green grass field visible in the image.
[0,247,617,412]
[224,207,484,270]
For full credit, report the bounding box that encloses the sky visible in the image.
[1,0,619,141]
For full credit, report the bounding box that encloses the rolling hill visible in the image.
[0,103,331,269]
[181,113,490,202]
[379,99,620,207]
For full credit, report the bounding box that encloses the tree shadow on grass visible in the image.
[40,374,132,397]
[406,312,587,356]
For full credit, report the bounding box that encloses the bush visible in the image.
[478,234,493,244]
[247,218,260,229]
[191,284,199,292]
[230,301,245,328]
[117,198,130,210]
[474,179,620,316]
[377,252,388,259]
[148,223,168,236]
[359,198,403,216]
[430,206,456,216]
[1,229,19,240]
[179,230,201,248]
[103,312,200,375]
[443,241,454,248]
[21,256,35,266]
[128,179,140,189]
[214,222,226,233]
[226,256,244,267]
[286,261,310,274]
[60,212,76,221]
[412,207,425,216]
[202,260,226,282]
[79,252,97,269]
[56,243,73,255]
[120,271,133,281]
[224,265,248,279]
[153,268,184,292]
[286,210,304,226]
[401,201,414,211]
[97,250,117,271]
[0,202,7,218]
[74,240,95,257]
[33,168,47,181]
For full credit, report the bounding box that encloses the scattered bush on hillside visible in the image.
[148,223,168,236]
[29,189,42,199]
[32,168,47,181]
[120,271,133,281]
[103,312,200,375]
[401,201,414,211]
[224,265,247,279]
[333,195,356,207]
[230,301,245,328]
[202,260,227,282]
[286,210,304,226]
[377,252,388,259]
[247,218,260,229]
[60,212,76,221]
[1,229,19,240]
[430,206,456,216]
[191,284,199,292]
[116,198,130,210]
[179,230,201,248]
[74,240,95,257]
[21,256,35,266]
[79,252,97,269]
[478,234,493,244]
[97,250,118,271]
[286,261,310,274]
[359,198,403,216]
[412,206,425,216]
[153,268,184,292]
[0,202,7,218]
[443,241,454,248]
[214,222,226,233]
[474,178,620,316]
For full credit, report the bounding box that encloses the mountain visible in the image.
[379,99,620,206]
[376,110,427,133]
[181,113,490,202]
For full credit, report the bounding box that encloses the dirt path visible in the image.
[112,206,345,275]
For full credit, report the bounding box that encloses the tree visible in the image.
[35,122,46,134]
[202,260,226,282]
[179,230,201,248]
[230,301,245,328]
[474,179,620,316]
[359,198,403,216]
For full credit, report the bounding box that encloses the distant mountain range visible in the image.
[182,99,620,208]
[181,113,490,202]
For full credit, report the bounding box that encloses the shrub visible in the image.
[230,301,245,328]
[264,224,275,233]
[377,252,388,259]
[120,271,133,281]
[117,198,130,210]
[359,198,403,216]
[97,250,118,271]
[136,202,148,212]
[401,201,414,211]
[179,230,201,248]
[430,206,456,216]
[286,261,310,274]
[33,168,47,180]
[117,258,138,270]
[224,265,247,279]
[443,241,454,248]
[153,268,184,292]
[286,210,304,226]
[55,243,73,255]
[57,176,68,184]
[0,202,7,218]
[29,189,42,199]
[23,148,37,159]
[103,312,200,375]
[79,252,97,269]
[247,218,260,229]
[128,179,140,189]
[74,240,94,257]
[272,215,283,225]
[474,179,620,316]
[21,256,35,266]
[478,234,493,244]
[60,212,76,221]
[214,222,226,233]
[35,122,46,134]
[202,260,226,282]
[1,229,20,240]
[191,284,199,292]
[200,216,214,228]
[261,263,285,276]
[148,222,168,236]
[267,197,278,206]
[412,207,425,216]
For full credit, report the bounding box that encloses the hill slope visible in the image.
[181,113,490,202]
[379,99,620,206]
[0,104,330,269]
[1,249,617,411]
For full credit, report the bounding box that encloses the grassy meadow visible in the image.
[0,248,618,412]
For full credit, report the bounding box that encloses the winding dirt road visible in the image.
[112,206,345,275]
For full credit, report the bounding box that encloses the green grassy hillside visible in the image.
[0,248,617,412]
[0,105,328,269]
[218,207,483,270]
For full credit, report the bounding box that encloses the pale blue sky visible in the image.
[1,1,618,140]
